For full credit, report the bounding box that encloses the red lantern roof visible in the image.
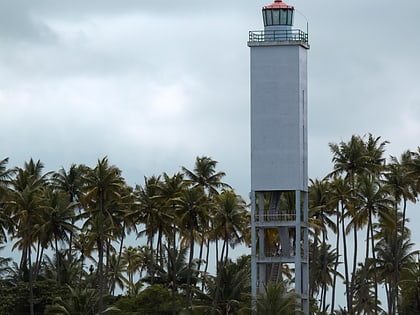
[263,0,294,10]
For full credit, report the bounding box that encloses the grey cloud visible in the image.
[0,1,56,44]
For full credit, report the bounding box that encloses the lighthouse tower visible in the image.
[248,0,309,313]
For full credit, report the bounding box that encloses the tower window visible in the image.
[263,9,294,26]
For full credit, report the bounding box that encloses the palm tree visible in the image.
[211,190,249,312]
[308,178,337,312]
[0,246,12,279]
[135,175,172,284]
[182,156,230,196]
[156,172,185,250]
[213,190,248,264]
[0,157,15,243]
[409,147,420,193]
[109,184,137,295]
[177,186,209,309]
[37,186,77,285]
[0,157,13,186]
[327,176,352,314]
[52,164,86,260]
[82,156,125,314]
[257,280,298,315]
[44,285,118,315]
[328,134,387,313]
[399,254,420,314]
[135,176,160,259]
[373,201,417,315]
[120,246,142,296]
[156,172,186,315]
[352,174,393,310]
[144,245,195,292]
[309,242,342,313]
[309,179,335,246]
[352,261,383,315]
[328,135,367,313]
[8,158,49,315]
[41,251,85,287]
[382,151,417,313]
[72,231,96,281]
[200,256,251,315]
[182,156,231,275]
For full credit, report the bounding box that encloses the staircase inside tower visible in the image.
[267,191,296,258]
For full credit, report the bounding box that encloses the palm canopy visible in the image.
[0,157,14,195]
[182,156,231,196]
[53,163,87,203]
[213,189,249,261]
[82,157,124,207]
[328,134,387,181]
[81,156,125,314]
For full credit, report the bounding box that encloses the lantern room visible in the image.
[262,0,294,31]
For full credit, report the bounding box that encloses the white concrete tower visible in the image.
[248,0,309,313]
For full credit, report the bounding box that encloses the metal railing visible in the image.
[255,213,296,222]
[249,29,308,43]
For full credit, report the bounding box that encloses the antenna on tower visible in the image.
[295,8,309,36]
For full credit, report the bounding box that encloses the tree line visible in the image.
[309,134,420,314]
[0,155,255,314]
[1,133,420,314]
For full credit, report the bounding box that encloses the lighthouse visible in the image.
[248,0,309,313]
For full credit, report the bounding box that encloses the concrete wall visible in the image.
[250,43,308,191]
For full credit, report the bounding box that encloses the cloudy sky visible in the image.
[2,0,420,266]
[2,0,420,194]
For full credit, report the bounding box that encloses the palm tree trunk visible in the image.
[97,235,105,314]
[98,191,105,315]
[68,216,75,261]
[157,227,163,266]
[212,260,222,315]
[197,235,205,272]
[322,282,328,313]
[34,240,41,277]
[34,243,45,280]
[365,221,370,264]
[396,197,408,314]
[172,224,177,315]
[203,238,211,291]
[148,235,155,284]
[331,203,340,314]
[55,236,61,286]
[225,238,229,262]
[215,238,219,267]
[19,247,27,280]
[342,206,351,313]
[186,226,195,309]
[111,223,126,295]
[321,229,328,313]
[28,239,35,315]
[369,210,378,315]
[350,223,358,312]
[105,240,111,292]
[220,238,226,264]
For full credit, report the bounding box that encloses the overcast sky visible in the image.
[2,0,420,192]
[2,0,420,294]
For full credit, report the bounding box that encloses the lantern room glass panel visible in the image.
[280,9,288,25]
[266,10,273,25]
[272,9,280,25]
[287,10,294,25]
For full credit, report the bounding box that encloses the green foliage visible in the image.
[44,285,122,315]
[256,280,297,315]
[1,143,420,314]
[0,279,64,315]
[110,284,183,315]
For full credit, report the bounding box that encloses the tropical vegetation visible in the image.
[1,135,420,314]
